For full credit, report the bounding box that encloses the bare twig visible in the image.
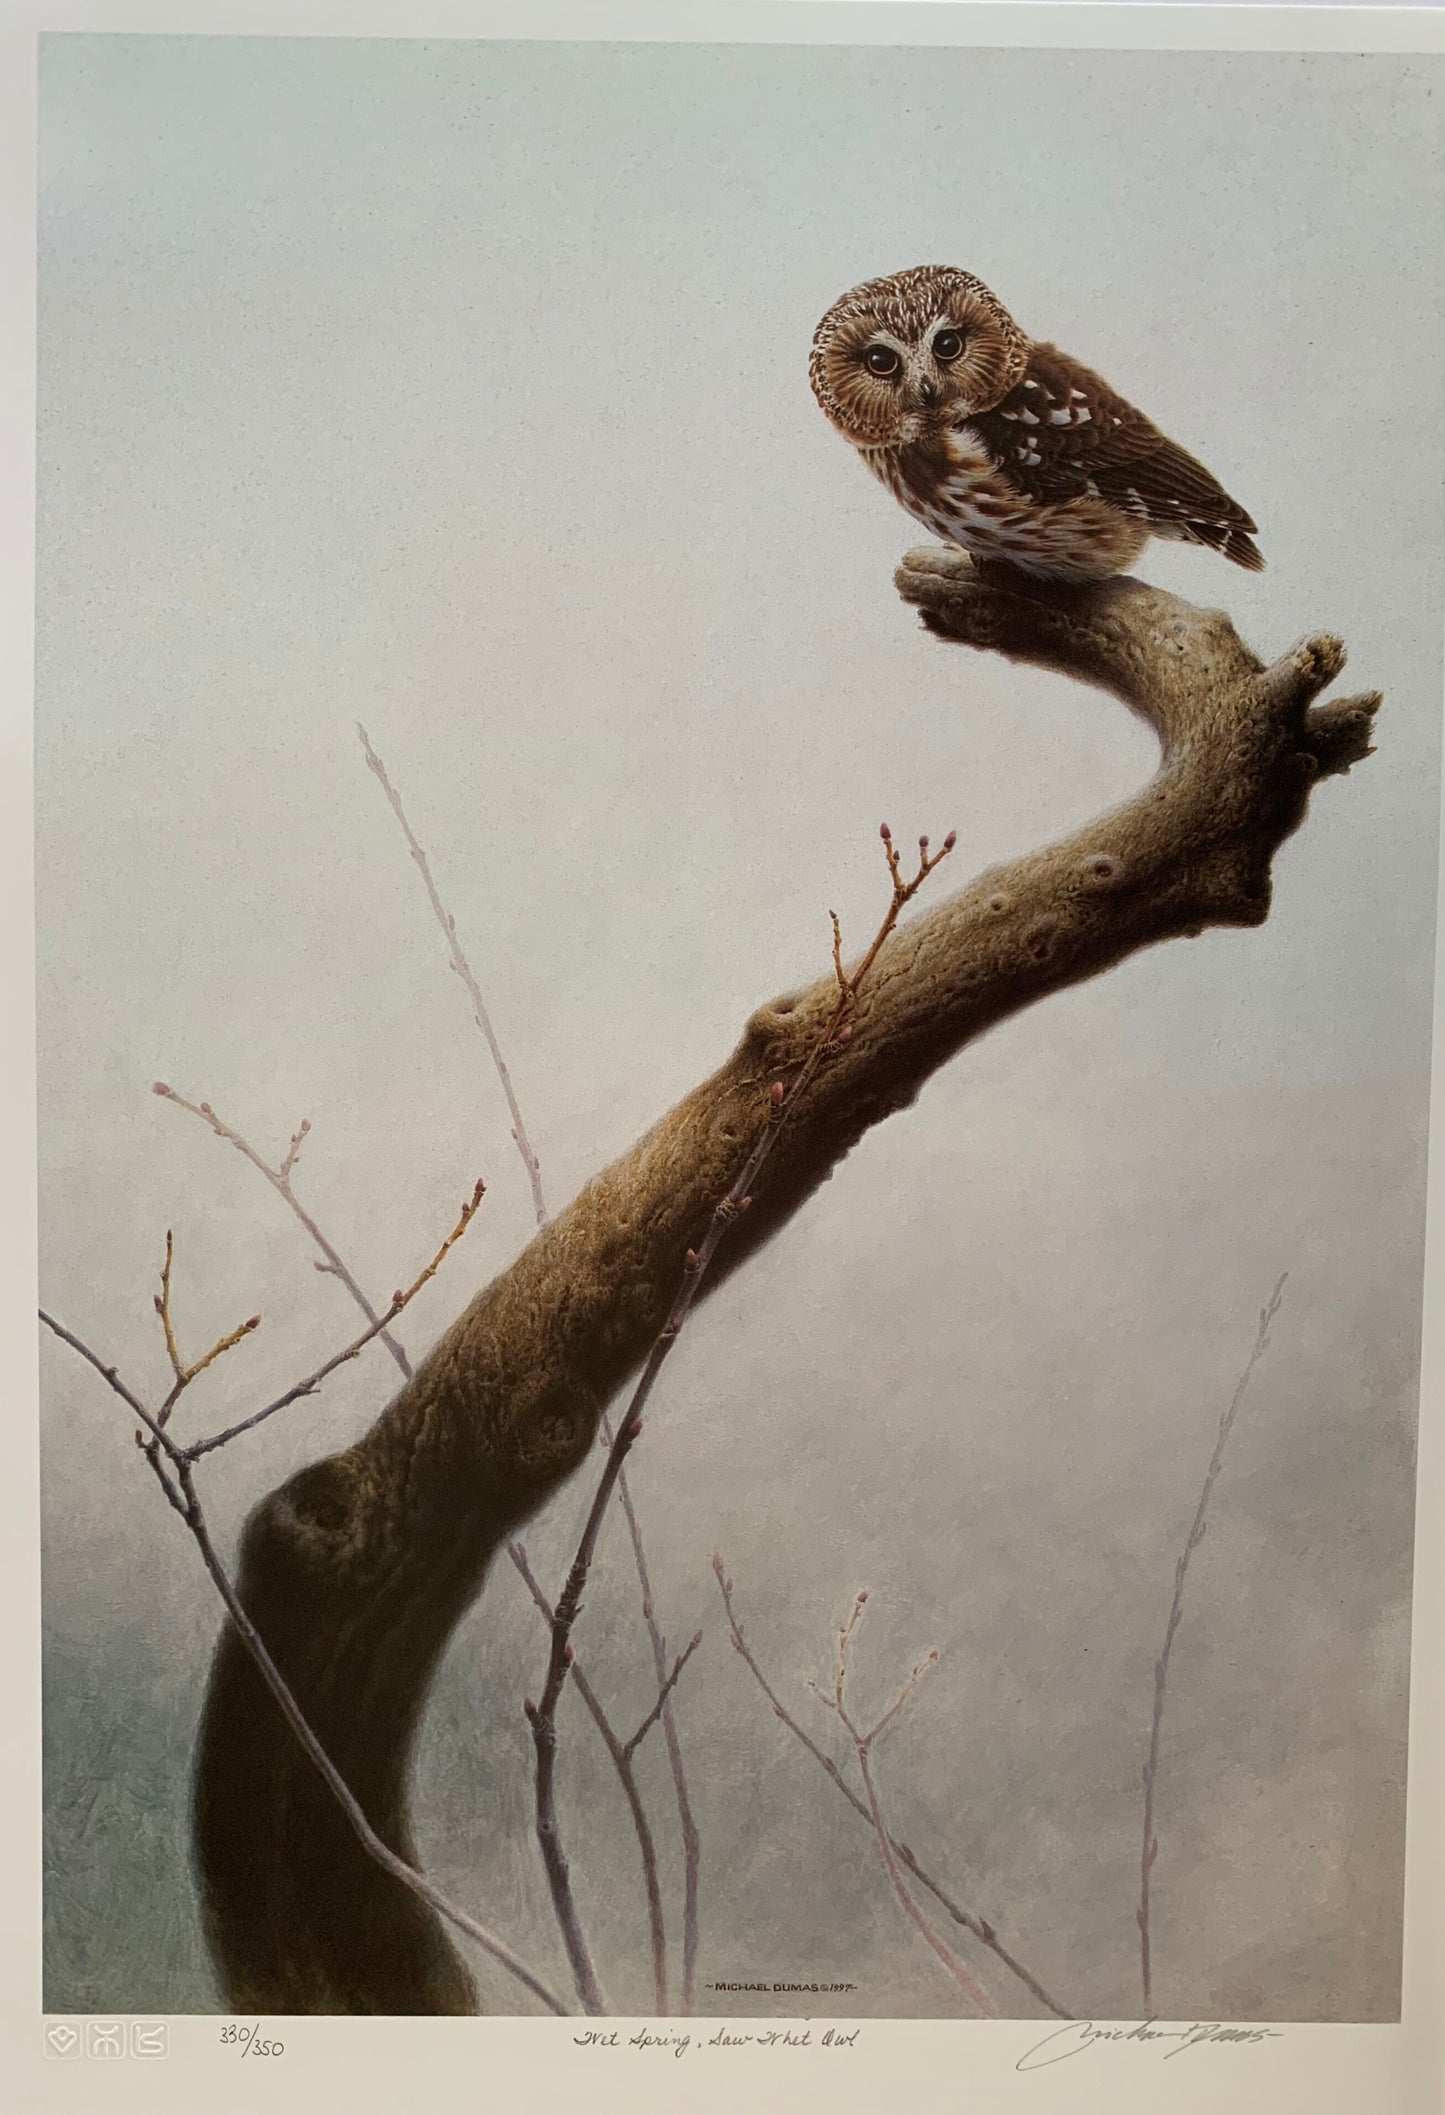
[152,1232,262,1429]
[609,1458,704,2011]
[153,1084,413,1381]
[507,1541,671,2014]
[711,1558,1069,2019]
[821,1589,998,2018]
[157,1229,184,1383]
[358,725,547,1229]
[42,1311,565,2013]
[358,730,714,2008]
[41,1306,192,1519]
[1138,1273,1287,2013]
[528,825,956,2014]
[623,1633,703,1763]
[185,1179,485,1460]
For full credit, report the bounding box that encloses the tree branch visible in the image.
[358,724,549,1229]
[610,1459,703,2008]
[41,1311,565,2014]
[185,1179,484,1459]
[819,1588,997,2018]
[712,1557,1069,2017]
[1138,1273,1287,2011]
[508,1540,672,2014]
[153,1086,415,1381]
[192,557,1378,2012]
[524,823,952,2014]
[622,1632,703,1764]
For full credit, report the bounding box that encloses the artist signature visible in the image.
[1017,2020,1283,2071]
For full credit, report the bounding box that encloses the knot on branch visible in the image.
[892,546,1380,930]
[495,1370,602,1494]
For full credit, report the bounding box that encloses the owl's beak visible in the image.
[903,373,942,413]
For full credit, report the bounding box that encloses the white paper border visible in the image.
[2,6,1441,2111]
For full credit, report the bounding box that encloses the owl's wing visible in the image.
[972,343,1264,569]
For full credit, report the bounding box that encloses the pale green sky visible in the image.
[36,34,1444,2020]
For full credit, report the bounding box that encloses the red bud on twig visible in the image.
[879,822,891,841]
[943,830,958,852]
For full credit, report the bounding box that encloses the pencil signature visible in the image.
[1017,2020,1284,2071]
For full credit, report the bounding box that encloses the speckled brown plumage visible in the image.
[811,266,1263,581]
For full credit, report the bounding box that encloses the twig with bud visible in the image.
[1138,1274,1287,2014]
[528,822,956,2015]
[358,725,548,1229]
[508,1539,675,2015]
[185,1180,485,1460]
[358,728,704,2011]
[601,1453,705,2011]
[711,1558,1068,2017]
[153,1228,261,1428]
[811,1586,997,2019]
[40,1264,562,2015]
[153,1084,414,1381]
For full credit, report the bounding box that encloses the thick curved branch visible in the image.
[193,553,1378,2013]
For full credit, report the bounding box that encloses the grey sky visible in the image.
[36,35,1443,2020]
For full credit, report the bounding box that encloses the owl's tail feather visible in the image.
[1189,520,1267,572]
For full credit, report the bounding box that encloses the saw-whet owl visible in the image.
[809,265,1263,583]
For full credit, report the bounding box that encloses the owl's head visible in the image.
[809,266,1030,448]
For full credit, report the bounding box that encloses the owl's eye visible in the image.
[932,328,965,363]
[862,344,901,378]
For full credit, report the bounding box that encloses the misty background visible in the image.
[36,35,1443,2020]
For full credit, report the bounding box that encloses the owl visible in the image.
[809,265,1262,583]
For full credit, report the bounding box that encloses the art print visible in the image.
[34,27,1441,2042]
